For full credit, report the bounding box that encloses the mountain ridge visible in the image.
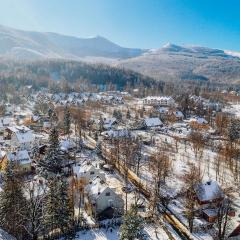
[1,24,240,84]
[0,25,146,60]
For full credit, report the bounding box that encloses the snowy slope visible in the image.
[0,25,145,60]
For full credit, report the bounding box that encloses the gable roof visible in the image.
[194,180,224,203]
[174,111,184,118]
[86,177,110,201]
[7,150,31,165]
[0,228,16,240]
[190,117,208,124]
[73,164,97,178]
[144,117,163,127]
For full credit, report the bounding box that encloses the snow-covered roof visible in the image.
[0,117,11,127]
[0,150,6,159]
[103,118,117,129]
[7,125,31,133]
[103,129,131,138]
[86,177,110,200]
[202,208,218,217]
[73,164,96,178]
[8,150,31,165]
[174,111,184,118]
[60,139,76,152]
[143,96,175,101]
[32,115,40,122]
[158,107,169,113]
[190,117,208,124]
[194,180,224,202]
[144,117,163,127]
[0,228,16,240]
[15,130,34,144]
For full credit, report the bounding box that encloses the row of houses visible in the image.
[33,91,124,106]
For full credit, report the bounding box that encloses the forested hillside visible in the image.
[0,59,159,90]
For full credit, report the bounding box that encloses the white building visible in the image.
[143,96,175,106]
[7,126,35,151]
[73,163,106,184]
[0,117,12,131]
[6,150,32,172]
[85,177,124,219]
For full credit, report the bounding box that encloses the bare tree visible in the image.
[149,150,172,214]
[215,198,232,240]
[182,163,203,233]
[189,130,205,163]
[24,181,47,240]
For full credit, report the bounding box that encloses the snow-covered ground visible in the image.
[134,131,240,239]
[223,104,240,117]
[71,224,170,240]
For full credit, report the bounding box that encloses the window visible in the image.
[90,171,94,175]
[105,192,110,196]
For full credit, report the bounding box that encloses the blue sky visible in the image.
[0,0,239,51]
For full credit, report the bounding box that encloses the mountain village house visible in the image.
[5,126,35,151]
[84,177,124,220]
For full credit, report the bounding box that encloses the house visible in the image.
[8,150,32,172]
[173,111,184,120]
[143,96,175,106]
[0,117,12,131]
[194,180,224,206]
[73,163,106,184]
[84,177,124,219]
[202,208,218,223]
[6,126,35,150]
[190,117,208,125]
[43,120,51,129]
[158,107,169,114]
[143,117,163,129]
[103,118,117,130]
[60,139,76,152]
[202,205,235,223]
[1,150,32,173]
[102,129,132,139]
[31,115,41,123]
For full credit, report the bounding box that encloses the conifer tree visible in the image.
[0,161,27,239]
[99,115,104,132]
[38,127,64,178]
[44,177,74,237]
[57,177,74,235]
[48,107,53,119]
[227,118,240,143]
[126,109,131,119]
[119,205,146,240]
[43,178,59,234]
[64,106,71,136]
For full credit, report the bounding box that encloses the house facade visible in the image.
[143,96,175,106]
[84,178,124,219]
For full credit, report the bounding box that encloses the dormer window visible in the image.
[105,192,110,196]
